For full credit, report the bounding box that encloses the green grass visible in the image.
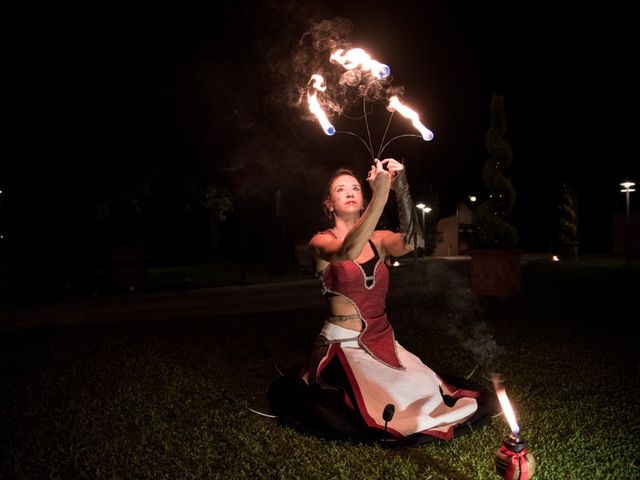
[1,257,639,479]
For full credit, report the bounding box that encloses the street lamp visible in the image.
[620,181,635,266]
[620,181,635,226]
[416,203,431,254]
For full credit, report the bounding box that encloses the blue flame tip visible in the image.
[378,65,391,79]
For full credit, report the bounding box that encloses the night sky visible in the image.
[2,1,638,272]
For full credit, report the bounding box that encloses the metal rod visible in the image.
[335,130,374,159]
[362,96,375,163]
[377,110,396,159]
[378,134,421,159]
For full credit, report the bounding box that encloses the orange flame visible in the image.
[495,383,520,436]
[387,96,434,141]
[330,48,390,79]
[307,74,335,136]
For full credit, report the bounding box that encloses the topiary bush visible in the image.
[474,94,519,249]
[559,186,578,243]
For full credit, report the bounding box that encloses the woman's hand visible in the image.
[381,158,405,191]
[367,159,392,198]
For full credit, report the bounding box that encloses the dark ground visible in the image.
[0,255,638,478]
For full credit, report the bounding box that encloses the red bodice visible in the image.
[319,252,403,369]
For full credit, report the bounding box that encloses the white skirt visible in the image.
[317,322,479,438]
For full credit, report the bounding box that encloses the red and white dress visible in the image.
[269,234,494,443]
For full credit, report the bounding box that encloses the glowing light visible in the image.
[309,74,327,93]
[307,74,335,136]
[393,261,400,267]
[469,196,477,202]
[620,181,636,193]
[330,48,390,79]
[552,255,560,262]
[493,381,520,436]
[387,96,434,141]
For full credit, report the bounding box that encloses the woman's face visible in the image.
[328,174,363,217]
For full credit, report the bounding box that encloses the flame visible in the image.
[307,74,335,136]
[309,74,327,93]
[494,383,520,436]
[387,96,434,141]
[330,48,390,79]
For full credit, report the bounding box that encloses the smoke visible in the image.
[267,14,407,125]
[298,17,354,53]
[180,5,414,237]
[393,260,503,368]
[299,18,402,116]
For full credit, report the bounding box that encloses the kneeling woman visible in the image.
[269,159,494,444]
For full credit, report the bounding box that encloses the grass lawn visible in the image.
[1,256,638,479]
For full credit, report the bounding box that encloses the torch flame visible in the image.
[387,96,434,141]
[309,74,327,92]
[330,48,390,79]
[307,74,335,136]
[492,375,520,436]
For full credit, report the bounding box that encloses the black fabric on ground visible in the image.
[267,366,498,446]
[268,368,386,442]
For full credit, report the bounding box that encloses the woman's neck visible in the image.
[332,217,358,239]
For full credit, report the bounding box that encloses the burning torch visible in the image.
[306,47,434,162]
[307,74,335,136]
[492,374,536,480]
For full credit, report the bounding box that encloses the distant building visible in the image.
[433,199,475,257]
[612,212,640,257]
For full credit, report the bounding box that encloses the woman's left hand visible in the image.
[381,158,405,190]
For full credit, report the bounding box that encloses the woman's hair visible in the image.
[322,168,365,219]
[325,168,359,197]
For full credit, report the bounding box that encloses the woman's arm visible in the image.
[309,160,391,264]
[383,159,424,253]
[376,230,415,258]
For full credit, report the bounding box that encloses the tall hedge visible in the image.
[474,94,519,249]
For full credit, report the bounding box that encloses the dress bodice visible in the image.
[317,232,402,369]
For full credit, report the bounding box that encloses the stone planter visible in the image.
[469,249,522,297]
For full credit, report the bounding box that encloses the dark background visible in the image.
[2,1,637,276]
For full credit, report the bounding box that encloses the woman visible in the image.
[269,159,494,445]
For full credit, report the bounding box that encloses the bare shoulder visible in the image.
[372,230,394,257]
[373,229,409,258]
[372,229,396,246]
[308,230,336,248]
[308,230,340,271]
[372,229,395,240]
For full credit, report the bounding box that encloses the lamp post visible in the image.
[416,203,431,256]
[620,181,635,267]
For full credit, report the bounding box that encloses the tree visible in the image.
[473,94,519,249]
[557,183,579,260]
[558,185,578,243]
